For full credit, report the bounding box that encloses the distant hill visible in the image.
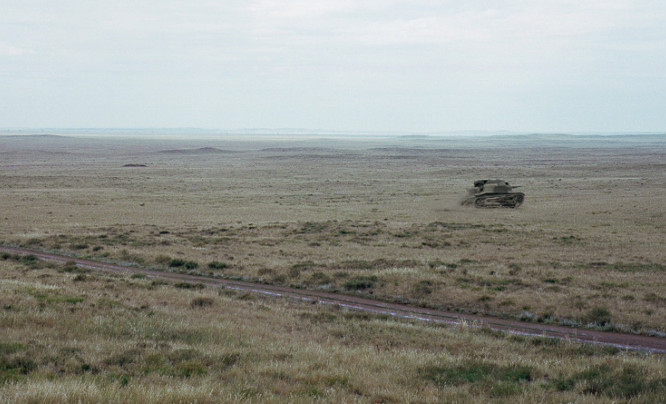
[159,147,238,154]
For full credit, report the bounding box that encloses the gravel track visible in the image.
[2,245,665,353]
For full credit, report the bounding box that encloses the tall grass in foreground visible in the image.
[1,258,665,403]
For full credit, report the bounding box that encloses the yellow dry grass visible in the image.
[0,134,665,401]
[1,257,664,403]
[1,135,663,333]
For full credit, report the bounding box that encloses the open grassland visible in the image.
[1,256,665,403]
[1,134,664,336]
[1,133,665,402]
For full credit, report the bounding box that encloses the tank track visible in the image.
[474,193,524,208]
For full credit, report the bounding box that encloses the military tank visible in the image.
[462,179,524,208]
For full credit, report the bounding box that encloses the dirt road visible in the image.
[2,245,665,353]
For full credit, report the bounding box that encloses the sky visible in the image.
[1,0,665,133]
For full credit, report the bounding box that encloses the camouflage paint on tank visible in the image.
[461,179,525,208]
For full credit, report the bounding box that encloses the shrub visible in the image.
[174,282,205,289]
[20,255,38,264]
[344,276,377,290]
[183,261,198,270]
[60,261,84,273]
[169,259,185,267]
[583,307,612,326]
[208,261,227,270]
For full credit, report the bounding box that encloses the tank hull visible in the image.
[473,192,524,208]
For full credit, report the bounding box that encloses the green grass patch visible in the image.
[208,261,228,270]
[174,282,206,290]
[0,342,25,355]
[549,364,666,399]
[0,355,37,384]
[344,276,378,290]
[420,360,534,396]
[169,259,198,269]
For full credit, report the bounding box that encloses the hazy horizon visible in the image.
[2,127,665,143]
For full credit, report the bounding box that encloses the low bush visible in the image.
[169,259,185,267]
[208,261,227,270]
[344,276,377,290]
[20,255,38,264]
[183,261,198,270]
[174,282,205,290]
[583,307,612,326]
[168,259,198,269]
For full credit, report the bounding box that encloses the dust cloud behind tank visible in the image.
[461,179,525,208]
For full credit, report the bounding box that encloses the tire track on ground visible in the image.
[2,245,664,353]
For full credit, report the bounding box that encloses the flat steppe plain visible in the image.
[1,133,665,402]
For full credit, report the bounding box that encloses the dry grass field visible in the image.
[1,254,665,403]
[1,132,665,402]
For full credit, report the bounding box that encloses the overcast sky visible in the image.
[1,1,665,133]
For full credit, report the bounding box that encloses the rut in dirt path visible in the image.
[2,245,665,353]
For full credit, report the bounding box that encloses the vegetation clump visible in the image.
[190,297,215,307]
[551,364,665,399]
[344,276,378,290]
[169,259,198,269]
[420,360,534,397]
[208,261,227,270]
[582,307,612,326]
[174,282,205,290]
